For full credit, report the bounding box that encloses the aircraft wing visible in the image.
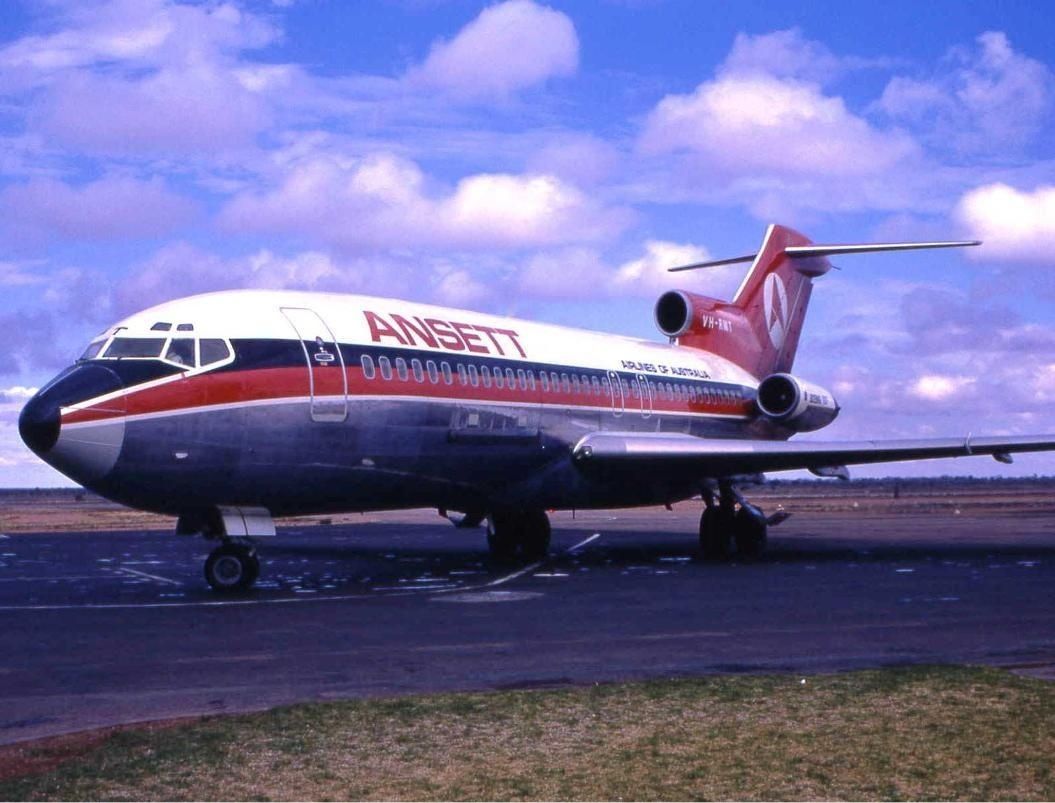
[571,432,1055,478]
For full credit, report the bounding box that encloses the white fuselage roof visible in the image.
[111,289,759,385]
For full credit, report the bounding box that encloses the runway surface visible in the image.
[2,505,1054,744]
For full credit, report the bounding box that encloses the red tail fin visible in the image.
[732,224,829,376]
[660,225,830,378]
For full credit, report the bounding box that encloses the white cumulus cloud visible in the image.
[408,0,578,102]
[220,152,628,251]
[909,374,975,402]
[956,183,1055,263]
[876,31,1054,155]
[639,73,917,178]
[0,386,37,404]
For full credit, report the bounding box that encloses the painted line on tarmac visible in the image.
[485,533,601,588]
[114,567,182,586]
[0,575,103,583]
[0,533,604,612]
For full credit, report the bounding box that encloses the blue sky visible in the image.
[2,0,1055,486]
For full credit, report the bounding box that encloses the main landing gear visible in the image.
[699,481,787,560]
[486,509,551,562]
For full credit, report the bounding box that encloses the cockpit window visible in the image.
[79,340,107,361]
[104,337,166,358]
[199,339,231,366]
[164,338,196,367]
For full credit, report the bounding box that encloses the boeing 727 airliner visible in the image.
[19,224,1055,591]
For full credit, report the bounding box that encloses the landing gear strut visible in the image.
[699,481,773,560]
[204,540,260,592]
[487,509,551,562]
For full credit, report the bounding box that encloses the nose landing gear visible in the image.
[204,541,260,592]
[178,507,274,592]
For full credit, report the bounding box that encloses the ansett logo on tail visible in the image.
[763,273,789,350]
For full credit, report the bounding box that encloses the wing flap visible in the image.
[572,432,1055,478]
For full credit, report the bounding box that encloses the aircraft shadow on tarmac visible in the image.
[265,522,1055,572]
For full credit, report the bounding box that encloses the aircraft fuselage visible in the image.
[20,289,779,521]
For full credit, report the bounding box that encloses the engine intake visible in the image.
[654,290,694,337]
[756,373,839,432]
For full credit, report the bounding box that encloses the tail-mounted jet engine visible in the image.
[654,290,745,341]
[755,373,839,432]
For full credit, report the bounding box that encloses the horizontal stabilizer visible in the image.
[667,239,980,273]
[784,240,980,259]
[667,254,757,272]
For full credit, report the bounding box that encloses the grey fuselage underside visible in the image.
[88,397,776,518]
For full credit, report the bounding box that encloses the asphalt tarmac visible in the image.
[1,505,1054,745]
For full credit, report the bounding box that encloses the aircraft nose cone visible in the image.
[19,391,61,455]
[18,364,126,483]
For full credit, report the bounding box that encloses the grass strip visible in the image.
[1,665,1052,801]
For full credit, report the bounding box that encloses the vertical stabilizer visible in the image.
[731,224,829,377]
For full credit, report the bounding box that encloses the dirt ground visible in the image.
[3,478,1055,534]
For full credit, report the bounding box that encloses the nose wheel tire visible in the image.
[204,542,260,592]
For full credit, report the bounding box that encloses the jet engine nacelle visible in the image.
[755,373,839,432]
[655,290,737,338]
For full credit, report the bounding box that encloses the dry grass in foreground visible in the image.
[1,666,1053,801]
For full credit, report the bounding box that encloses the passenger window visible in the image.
[517,369,527,390]
[199,339,231,367]
[505,368,515,389]
[632,381,640,400]
[494,367,504,389]
[528,371,536,391]
[591,376,601,395]
[481,366,492,388]
[411,359,424,383]
[551,372,560,391]
[441,362,453,385]
[361,354,376,380]
[540,372,550,392]
[571,375,581,394]
[602,376,610,394]
[426,360,439,384]
[561,373,571,393]
[457,363,468,385]
[469,365,480,387]
[379,356,392,380]
[396,357,408,381]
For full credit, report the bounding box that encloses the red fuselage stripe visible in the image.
[62,365,752,425]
